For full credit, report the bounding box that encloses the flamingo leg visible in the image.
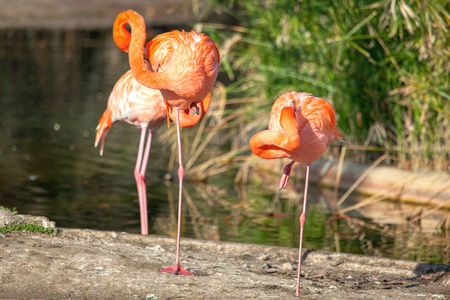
[279,160,295,190]
[295,163,310,297]
[159,107,193,276]
[134,126,151,235]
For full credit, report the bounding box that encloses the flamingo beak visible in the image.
[189,102,200,115]
[289,100,295,110]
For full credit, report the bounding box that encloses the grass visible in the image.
[0,221,57,235]
[0,206,18,214]
[0,206,57,235]
[198,0,449,172]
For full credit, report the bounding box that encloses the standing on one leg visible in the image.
[249,91,343,296]
[113,10,220,275]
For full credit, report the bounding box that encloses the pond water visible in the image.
[0,29,448,265]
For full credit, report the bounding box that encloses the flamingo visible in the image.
[95,70,210,236]
[249,91,343,296]
[113,10,220,275]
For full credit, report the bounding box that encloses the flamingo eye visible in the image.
[289,100,295,109]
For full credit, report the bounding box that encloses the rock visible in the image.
[282,262,294,270]
[0,209,55,228]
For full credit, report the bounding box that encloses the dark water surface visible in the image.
[0,29,448,264]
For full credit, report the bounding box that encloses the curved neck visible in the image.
[112,12,132,53]
[113,10,166,90]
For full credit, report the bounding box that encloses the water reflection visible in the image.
[0,29,448,265]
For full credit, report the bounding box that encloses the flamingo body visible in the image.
[145,30,219,110]
[114,10,220,111]
[95,69,210,236]
[95,70,166,155]
[95,70,211,154]
[250,91,343,296]
[251,91,343,164]
[95,70,210,154]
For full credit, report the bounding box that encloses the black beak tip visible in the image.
[189,103,200,115]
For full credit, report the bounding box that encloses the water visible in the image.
[0,29,448,265]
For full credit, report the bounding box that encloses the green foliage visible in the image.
[0,206,18,214]
[0,221,57,235]
[203,0,449,170]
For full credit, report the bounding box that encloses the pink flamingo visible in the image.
[112,10,219,275]
[250,91,343,296]
[95,70,210,236]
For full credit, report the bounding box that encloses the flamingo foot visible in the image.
[159,265,193,276]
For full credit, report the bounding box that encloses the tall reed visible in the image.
[201,0,449,171]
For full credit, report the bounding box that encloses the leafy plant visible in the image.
[200,0,449,171]
[0,221,57,235]
[0,206,18,214]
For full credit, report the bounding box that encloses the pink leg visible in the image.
[159,108,193,276]
[295,164,310,297]
[279,160,295,190]
[134,127,152,235]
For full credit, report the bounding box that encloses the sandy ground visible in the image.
[0,210,449,299]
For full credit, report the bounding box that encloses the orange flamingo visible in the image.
[249,91,343,296]
[113,10,220,275]
[95,70,210,236]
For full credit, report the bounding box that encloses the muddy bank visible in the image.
[253,159,450,208]
[0,211,449,299]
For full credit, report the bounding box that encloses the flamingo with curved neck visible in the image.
[112,10,220,276]
[250,91,343,296]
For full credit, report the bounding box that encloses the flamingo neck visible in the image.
[114,10,167,91]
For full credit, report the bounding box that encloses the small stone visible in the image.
[145,244,165,252]
[261,263,271,269]
[257,254,270,261]
[282,262,294,270]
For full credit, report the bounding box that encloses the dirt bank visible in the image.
[0,210,449,299]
